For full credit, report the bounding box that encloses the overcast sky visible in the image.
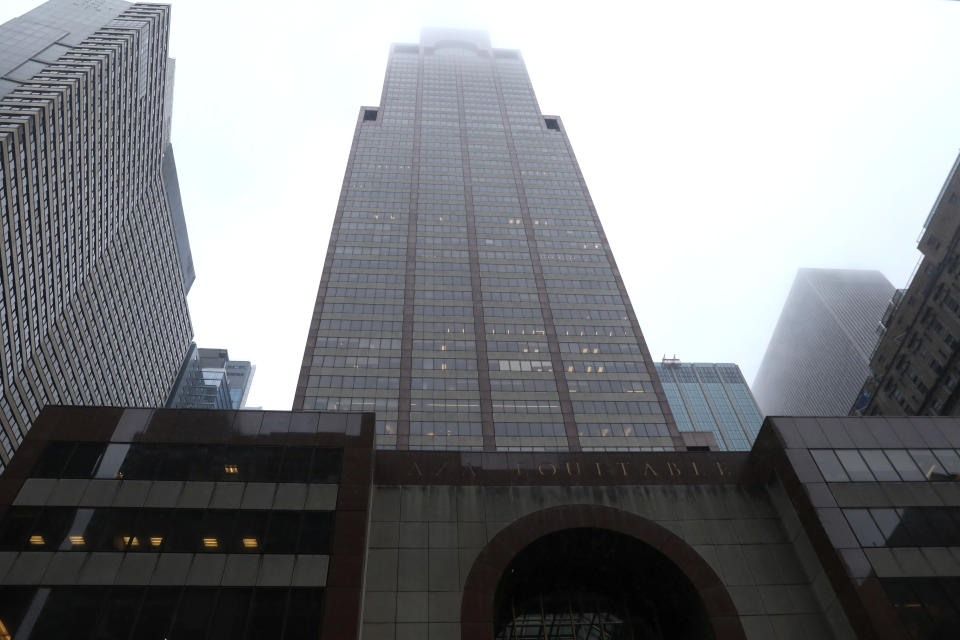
[4,0,960,410]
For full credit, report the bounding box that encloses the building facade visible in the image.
[167,345,255,410]
[655,359,763,451]
[854,153,960,417]
[0,406,369,639]
[294,28,689,453]
[753,269,894,417]
[1,406,957,639]
[0,0,194,471]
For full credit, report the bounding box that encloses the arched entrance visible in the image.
[495,527,711,638]
[460,505,745,640]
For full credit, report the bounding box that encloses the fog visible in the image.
[2,0,958,408]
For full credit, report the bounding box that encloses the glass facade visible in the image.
[753,268,894,417]
[654,361,762,451]
[0,0,193,472]
[295,29,682,452]
[168,345,255,410]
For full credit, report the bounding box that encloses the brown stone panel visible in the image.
[395,47,425,451]
[459,504,746,639]
[455,55,495,452]
[375,449,748,485]
[291,106,371,412]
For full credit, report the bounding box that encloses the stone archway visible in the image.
[460,504,746,640]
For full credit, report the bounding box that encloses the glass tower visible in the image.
[294,29,688,452]
[655,360,763,451]
[753,268,894,417]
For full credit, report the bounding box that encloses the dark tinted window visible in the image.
[233,511,268,553]
[284,589,325,640]
[0,507,40,550]
[169,587,217,639]
[248,590,288,638]
[98,587,144,639]
[167,510,205,553]
[310,448,342,483]
[265,512,300,553]
[278,447,312,483]
[32,442,76,477]
[30,443,343,483]
[299,512,334,554]
[0,586,36,638]
[62,443,105,478]
[31,587,107,640]
[207,589,252,640]
[133,587,178,639]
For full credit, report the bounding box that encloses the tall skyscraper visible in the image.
[753,268,894,416]
[167,345,255,410]
[0,0,193,471]
[854,152,960,416]
[655,359,763,451]
[294,28,694,452]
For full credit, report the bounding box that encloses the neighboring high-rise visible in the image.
[293,28,691,452]
[854,153,960,416]
[655,358,762,451]
[167,345,255,410]
[0,0,193,471]
[753,268,894,416]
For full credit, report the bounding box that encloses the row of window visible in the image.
[410,422,482,436]
[576,423,671,438]
[0,507,333,555]
[572,401,660,415]
[845,507,960,548]
[307,375,400,389]
[32,442,342,483]
[810,448,960,482]
[0,587,324,640]
[317,318,402,332]
[567,379,651,394]
[565,361,645,374]
[311,355,400,369]
[882,578,960,640]
[315,337,401,350]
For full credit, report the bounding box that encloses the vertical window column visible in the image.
[396,50,425,450]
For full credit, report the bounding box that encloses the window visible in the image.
[544,118,560,130]
[363,109,378,121]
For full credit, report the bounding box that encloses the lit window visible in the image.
[242,537,259,549]
[28,535,44,546]
[203,537,219,548]
[150,537,163,547]
[69,535,85,546]
[224,464,239,474]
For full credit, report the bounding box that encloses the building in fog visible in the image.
[293,28,698,452]
[655,359,763,450]
[753,268,894,416]
[167,345,255,410]
[0,0,193,472]
[854,153,960,416]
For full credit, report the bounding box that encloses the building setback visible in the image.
[854,153,960,417]
[655,359,763,451]
[753,268,894,417]
[0,0,193,471]
[293,28,692,452]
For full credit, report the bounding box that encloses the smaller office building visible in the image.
[0,408,957,639]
